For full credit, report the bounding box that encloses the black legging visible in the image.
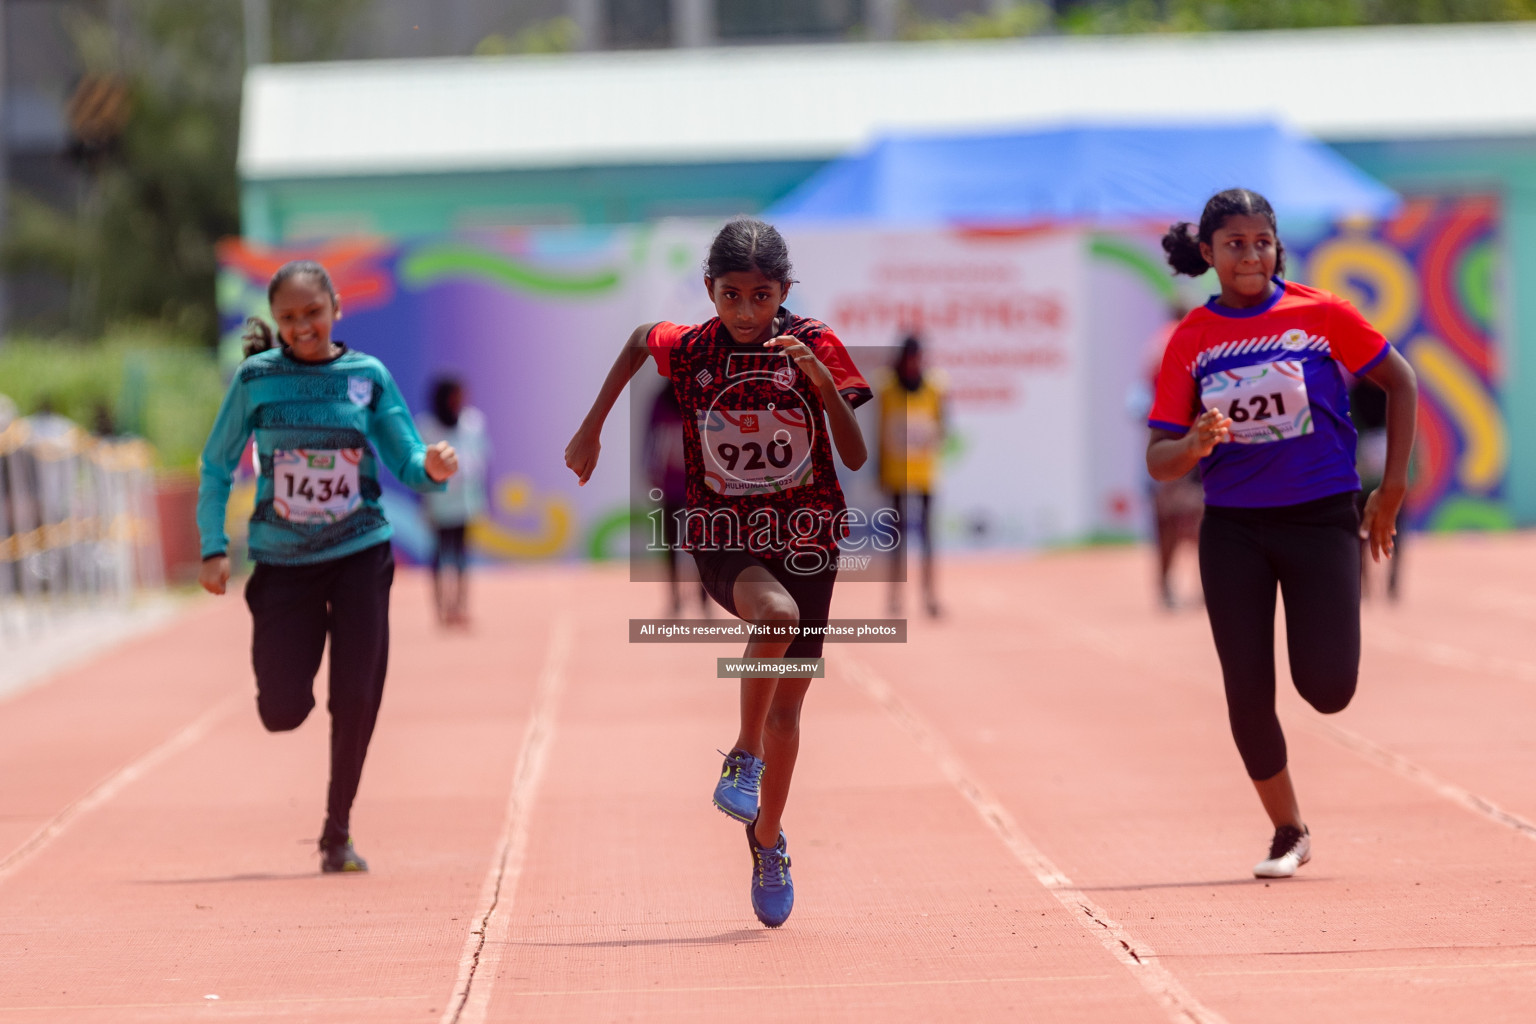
[433,524,468,575]
[1198,493,1361,781]
[245,542,394,846]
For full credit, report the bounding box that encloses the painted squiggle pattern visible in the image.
[1294,197,1506,530]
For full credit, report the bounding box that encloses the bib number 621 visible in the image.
[1225,392,1288,423]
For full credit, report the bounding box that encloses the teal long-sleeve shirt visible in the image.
[197,345,445,566]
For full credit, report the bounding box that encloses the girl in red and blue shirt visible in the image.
[1148,189,1417,879]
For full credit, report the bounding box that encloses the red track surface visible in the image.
[5,535,1536,1022]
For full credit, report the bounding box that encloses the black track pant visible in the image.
[245,542,394,846]
[1198,493,1361,781]
[432,524,468,575]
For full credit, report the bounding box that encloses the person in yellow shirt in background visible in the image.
[879,335,945,618]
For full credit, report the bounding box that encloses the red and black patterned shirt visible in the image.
[647,311,872,557]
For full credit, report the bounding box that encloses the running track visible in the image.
[4,535,1536,1022]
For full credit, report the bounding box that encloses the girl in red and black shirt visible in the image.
[565,218,871,927]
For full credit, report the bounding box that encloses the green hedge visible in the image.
[0,327,225,472]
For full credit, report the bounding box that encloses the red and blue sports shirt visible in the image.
[1149,278,1392,508]
[648,310,872,555]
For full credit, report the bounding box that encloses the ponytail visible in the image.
[1163,188,1288,279]
[1161,222,1209,278]
[242,317,279,358]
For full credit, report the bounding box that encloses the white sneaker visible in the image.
[1253,824,1310,878]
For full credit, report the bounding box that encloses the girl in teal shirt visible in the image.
[198,260,457,873]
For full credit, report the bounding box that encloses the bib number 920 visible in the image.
[715,439,794,472]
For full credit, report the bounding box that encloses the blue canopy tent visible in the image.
[766,122,1398,224]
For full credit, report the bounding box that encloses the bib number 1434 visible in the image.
[272,448,364,523]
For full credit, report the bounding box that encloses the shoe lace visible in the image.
[741,758,764,794]
[1267,825,1304,860]
[719,750,764,794]
[756,842,791,888]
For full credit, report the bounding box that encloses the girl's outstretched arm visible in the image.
[1359,347,1418,562]
[565,323,656,486]
[195,375,255,595]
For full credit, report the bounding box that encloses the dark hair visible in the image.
[896,334,924,391]
[1161,188,1287,278]
[241,260,340,358]
[430,376,463,428]
[704,218,794,285]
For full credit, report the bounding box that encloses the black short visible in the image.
[690,548,838,659]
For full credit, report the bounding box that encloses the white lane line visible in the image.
[441,608,574,1024]
[1367,625,1536,685]
[0,696,242,886]
[843,656,1229,1024]
[1305,717,1536,842]
[1470,586,1536,623]
[1048,610,1536,850]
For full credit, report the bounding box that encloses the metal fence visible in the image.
[0,418,164,636]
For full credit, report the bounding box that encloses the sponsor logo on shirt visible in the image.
[347,376,374,407]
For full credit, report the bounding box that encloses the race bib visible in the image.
[906,409,940,453]
[272,449,363,523]
[700,407,814,496]
[1200,359,1313,444]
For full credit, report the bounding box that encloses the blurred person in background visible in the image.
[645,383,710,617]
[90,402,119,438]
[24,397,83,595]
[197,260,458,874]
[26,396,77,444]
[1350,378,1402,601]
[1134,303,1204,609]
[415,376,491,627]
[878,335,945,617]
[1150,189,1416,881]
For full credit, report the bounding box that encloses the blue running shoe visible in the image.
[713,748,764,823]
[746,821,794,927]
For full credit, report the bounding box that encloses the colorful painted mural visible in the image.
[216,224,1096,563]
[215,202,1507,564]
[1291,196,1507,530]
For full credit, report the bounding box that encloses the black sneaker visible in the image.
[320,837,369,874]
[1253,824,1310,878]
